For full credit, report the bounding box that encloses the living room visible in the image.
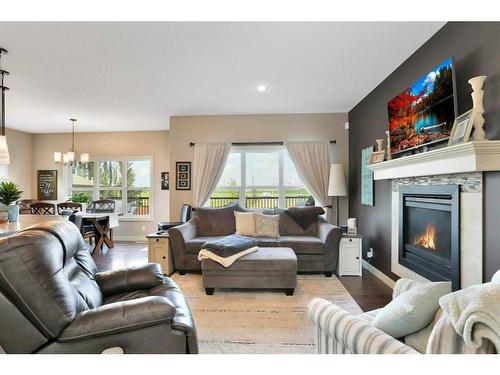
[1,1,500,373]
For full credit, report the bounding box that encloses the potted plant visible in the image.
[70,192,92,212]
[0,181,23,222]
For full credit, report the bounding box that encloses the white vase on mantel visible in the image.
[468,75,487,141]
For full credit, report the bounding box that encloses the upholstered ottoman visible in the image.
[201,247,297,296]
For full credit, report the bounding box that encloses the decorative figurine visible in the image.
[375,138,384,152]
[385,130,392,160]
[468,75,487,141]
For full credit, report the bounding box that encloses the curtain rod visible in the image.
[189,140,336,147]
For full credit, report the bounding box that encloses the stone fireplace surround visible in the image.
[391,173,482,288]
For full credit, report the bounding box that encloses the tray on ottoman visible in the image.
[201,247,297,296]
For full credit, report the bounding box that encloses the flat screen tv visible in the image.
[388,57,457,155]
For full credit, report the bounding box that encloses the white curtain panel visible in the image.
[192,142,232,207]
[284,141,332,206]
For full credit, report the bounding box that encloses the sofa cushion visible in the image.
[371,281,451,338]
[358,308,381,323]
[185,236,227,254]
[234,211,256,236]
[195,204,240,236]
[254,213,280,238]
[254,237,279,247]
[276,209,317,236]
[278,236,324,254]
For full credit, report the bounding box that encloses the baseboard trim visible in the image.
[114,236,147,242]
[362,260,396,289]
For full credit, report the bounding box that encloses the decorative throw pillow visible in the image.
[196,203,241,236]
[254,213,279,238]
[285,206,325,230]
[371,281,451,338]
[234,211,256,236]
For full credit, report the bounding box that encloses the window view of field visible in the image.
[210,149,312,208]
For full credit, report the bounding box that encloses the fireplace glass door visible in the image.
[399,185,460,290]
[404,204,452,262]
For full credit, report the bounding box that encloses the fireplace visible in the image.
[399,185,460,290]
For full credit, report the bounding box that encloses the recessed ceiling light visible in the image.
[255,84,268,92]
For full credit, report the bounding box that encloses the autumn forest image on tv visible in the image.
[388,57,456,154]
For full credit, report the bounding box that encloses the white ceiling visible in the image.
[0,22,445,133]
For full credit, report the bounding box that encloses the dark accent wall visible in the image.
[348,22,500,281]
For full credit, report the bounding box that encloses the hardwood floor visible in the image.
[338,271,393,311]
[92,241,393,312]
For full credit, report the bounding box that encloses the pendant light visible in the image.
[54,119,90,166]
[0,47,11,173]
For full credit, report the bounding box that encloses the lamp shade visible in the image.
[0,135,10,165]
[328,163,347,197]
[80,153,90,163]
[54,152,62,163]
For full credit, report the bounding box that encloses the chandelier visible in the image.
[54,119,89,166]
[0,47,10,170]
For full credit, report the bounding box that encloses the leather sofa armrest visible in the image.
[95,263,164,296]
[59,296,176,342]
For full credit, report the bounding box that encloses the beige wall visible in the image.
[169,113,349,222]
[4,128,33,197]
[31,130,170,239]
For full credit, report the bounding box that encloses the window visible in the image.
[70,157,152,219]
[210,147,311,208]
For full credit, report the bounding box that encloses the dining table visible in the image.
[72,212,120,254]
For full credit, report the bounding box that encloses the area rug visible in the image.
[170,273,362,354]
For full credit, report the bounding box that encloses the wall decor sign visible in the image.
[176,162,191,190]
[161,172,169,190]
[361,146,374,206]
[37,170,58,200]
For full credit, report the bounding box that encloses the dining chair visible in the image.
[30,202,56,215]
[86,199,115,213]
[56,202,83,215]
[18,199,38,215]
[68,214,96,247]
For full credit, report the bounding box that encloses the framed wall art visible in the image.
[176,162,191,190]
[161,172,169,190]
[37,170,58,200]
[361,146,374,206]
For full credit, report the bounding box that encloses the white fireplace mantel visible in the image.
[368,140,500,180]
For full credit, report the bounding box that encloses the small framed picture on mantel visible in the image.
[448,109,475,147]
[368,150,385,165]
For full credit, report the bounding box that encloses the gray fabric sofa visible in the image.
[168,204,342,276]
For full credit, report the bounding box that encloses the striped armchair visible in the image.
[307,278,497,354]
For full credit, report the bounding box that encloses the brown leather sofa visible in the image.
[168,204,342,276]
[0,220,198,354]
